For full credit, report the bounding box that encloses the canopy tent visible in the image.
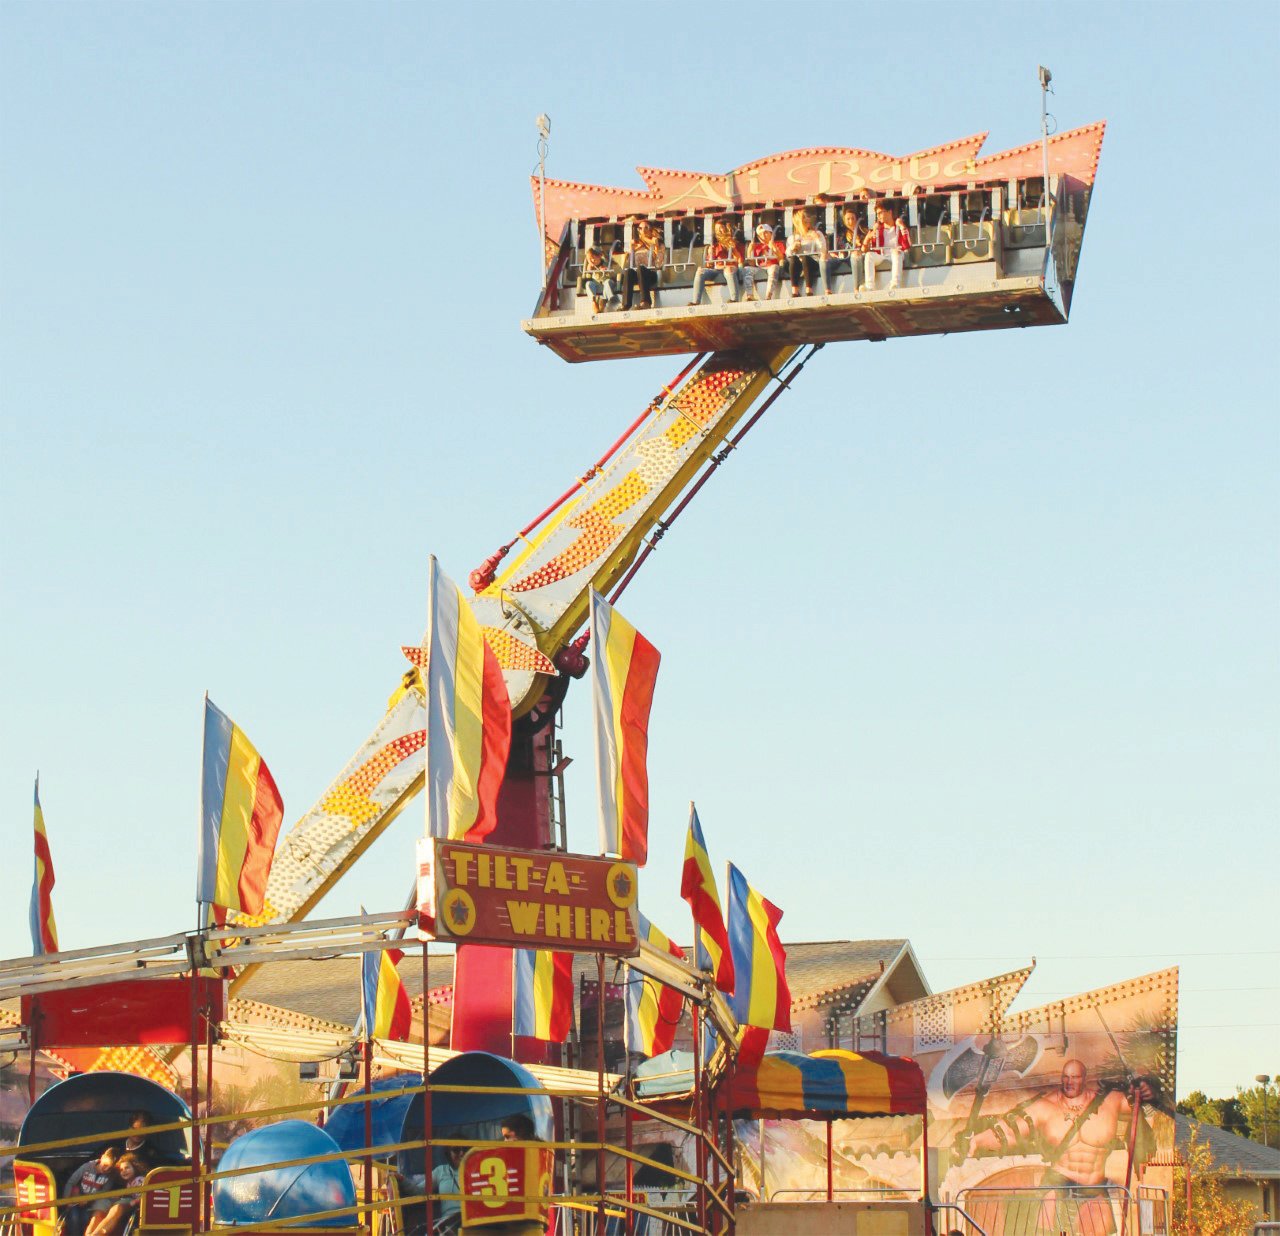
[715,1049,926,1121]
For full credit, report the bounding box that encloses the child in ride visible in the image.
[85,1153,149,1236]
[62,1147,118,1236]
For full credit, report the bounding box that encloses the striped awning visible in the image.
[715,1049,926,1120]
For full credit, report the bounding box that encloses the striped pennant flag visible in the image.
[424,556,512,842]
[726,863,791,1032]
[680,805,734,993]
[590,590,660,866]
[625,914,686,1057]
[198,699,284,922]
[360,932,413,1042]
[513,948,574,1042]
[30,776,59,955]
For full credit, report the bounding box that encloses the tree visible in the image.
[1175,1090,1249,1138]
[1236,1080,1280,1148]
[1171,1128,1256,1236]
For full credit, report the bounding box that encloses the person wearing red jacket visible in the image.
[691,217,750,305]
[862,200,912,291]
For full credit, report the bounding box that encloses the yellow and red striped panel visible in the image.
[590,591,660,866]
[717,1049,926,1119]
[424,557,512,842]
[30,778,58,954]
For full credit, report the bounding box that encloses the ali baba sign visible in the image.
[417,838,640,956]
[532,122,1106,244]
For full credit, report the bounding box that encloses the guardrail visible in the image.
[954,1182,1170,1236]
[0,1076,735,1236]
[930,1201,989,1235]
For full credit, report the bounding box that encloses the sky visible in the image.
[1,1,1276,1099]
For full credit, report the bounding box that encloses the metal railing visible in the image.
[1,1077,734,1236]
[931,1201,990,1235]
[954,1182,1170,1236]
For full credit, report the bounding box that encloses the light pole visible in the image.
[536,113,551,287]
[1257,1075,1272,1148]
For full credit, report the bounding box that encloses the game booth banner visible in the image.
[736,968,1177,1210]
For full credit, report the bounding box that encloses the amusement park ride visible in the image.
[4,79,1119,1236]
[226,107,1106,1052]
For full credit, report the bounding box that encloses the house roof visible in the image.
[235,940,917,1030]
[1176,1115,1280,1179]
[232,953,455,1029]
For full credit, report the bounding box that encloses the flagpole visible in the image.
[421,940,434,1236]
[203,996,214,1236]
[194,693,210,1234]
[624,972,634,1236]
[693,1002,707,1236]
[362,1029,373,1228]
[595,953,607,1236]
[187,926,204,1235]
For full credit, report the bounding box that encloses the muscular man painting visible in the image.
[967,1059,1153,1234]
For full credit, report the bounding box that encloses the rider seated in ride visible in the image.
[748,223,787,300]
[577,246,617,314]
[621,219,665,310]
[833,204,868,289]
[786,207,828,297]
[861,198,911,290]
[85,1153,150,1236]
[691,217,750,305]
[62,1147,119,1236]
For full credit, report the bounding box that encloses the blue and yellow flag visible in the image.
[625,914,686,1057]
[513,948,574,1042]
[726,864,791,1032]
[360,943,412,1041]
[198,698,284,922]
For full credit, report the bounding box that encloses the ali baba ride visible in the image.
[4,84,1108,1236]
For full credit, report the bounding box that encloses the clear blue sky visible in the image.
[2,2,1276,1098]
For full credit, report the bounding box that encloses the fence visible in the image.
[952,1183,1170,1236]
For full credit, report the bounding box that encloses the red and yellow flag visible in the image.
[625,914,686,1057]
[726,863,790,1032]
[30,776,58,955]
[361,944,413,1041]
[425,557,511,842]
[680,805,734,993]
[513,949,574,1042]
[198,698,285,922]
[590,590,660,866]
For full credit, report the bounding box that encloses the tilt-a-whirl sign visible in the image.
[417,838,639,956]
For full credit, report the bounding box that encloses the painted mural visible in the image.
[737,967,1178,1231]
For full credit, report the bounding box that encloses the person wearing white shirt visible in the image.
[785,208,828,297]
[862,200,911,290]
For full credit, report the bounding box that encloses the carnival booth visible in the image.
[716,1050,930,1236]
[14,1072,193,1236]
